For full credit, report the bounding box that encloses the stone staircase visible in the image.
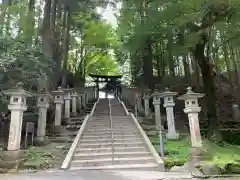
[68,98,164,171]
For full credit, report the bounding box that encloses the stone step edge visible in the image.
[75,146,147,151]
[80,138,142,141]
[74,151,151,157]
[82,134,139,138]
[71,156,154,163]
[69,163,159,170]
[77,142,144,146]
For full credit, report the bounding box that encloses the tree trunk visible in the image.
[194,41,222,141]
[142,36,154,89]
[61,6,71,87]
[26,0,35,44]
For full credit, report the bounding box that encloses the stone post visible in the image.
[94,87,98,99]
[81,93,86,108]
[152,91,162,130]
[160,88,179,140]
[71,91,78,117]
[78,94,82,111]
[143,89,151,118]
[52,87,64,126]
[232,104,240,120]
[3,83,33,151]
[85,89,89,104]
[36,92,50,141]
[178,87,204,147]
[63,88,72,119]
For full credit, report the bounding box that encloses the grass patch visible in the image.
[22,142,70,170]
[203,140,240,173]
[149,134,240,173]
[149,135,191,169]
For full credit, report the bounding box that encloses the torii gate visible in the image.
[89,74,122,98]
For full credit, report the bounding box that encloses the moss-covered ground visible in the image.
[22,142,71,170]
[149,134,240,173]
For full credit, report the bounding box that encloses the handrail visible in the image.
[108,98,114,164]
[61,114,90,169]
[61,98,99,170]
[130,113,165,170]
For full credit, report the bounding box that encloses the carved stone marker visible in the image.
[143,89,151,118]
[25,122,34,148]
[152,90,162,130]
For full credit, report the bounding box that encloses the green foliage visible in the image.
[0,38,53,90]
[203,140,240,173]
[69,10,121,77]
[150,135,191,169]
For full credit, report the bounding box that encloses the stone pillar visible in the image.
[36,92,50,141]
[232,104,240,120]
[52,87,64,126]
[78,94,82,111]
[63,89,72,119]
[81,93,86,108]
[143,90,151,118]
[71,91,78,116]
[153,92,162,130]
[85,90,89,104]
[178,87,204,147]
[3,83,33,151]
[161,88,179,140]
[135,93,143,114]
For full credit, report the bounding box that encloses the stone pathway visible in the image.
[1,170,237,180]
[0,170,192,180]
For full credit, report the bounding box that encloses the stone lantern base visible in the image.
[71,112,78,117]
[166,132,179,140]
[52,125,66,136]
[189,147,208,162]
[1,150,24,169]
[36,136,48,143]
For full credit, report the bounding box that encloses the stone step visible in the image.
[77,142,144,148]
[83,131,140,136]
[69,163,159,171]
[82,134,139,139]
[86,122,135,126]
[80,138,142,144]
[74,152,151,160]
[84,128,138,132]
[71,157,155,167]
[83,130,140,134]
[87,121,133,124]
[75,147,148,154]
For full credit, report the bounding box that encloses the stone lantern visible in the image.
[143,89,151,118]
[178,87,204,147]
[3,82,33,152]
[152,90,162,130]
[63,88,72,119]
[160,88,179,140]
[36,92,50,141]
[71,91,78,116]
[52,87,64,126]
